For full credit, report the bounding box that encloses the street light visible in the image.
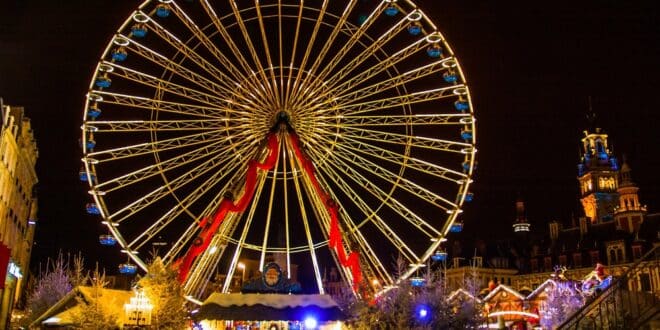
[237,262,246,287]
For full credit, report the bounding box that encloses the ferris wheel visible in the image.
[80,0,476,300]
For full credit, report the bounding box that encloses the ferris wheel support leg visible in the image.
[287,132,362,293]
[175,133,280,282]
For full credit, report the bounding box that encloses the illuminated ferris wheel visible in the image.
[80,0,476,300]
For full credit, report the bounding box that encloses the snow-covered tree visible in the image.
[138,257,187,329]
[70,267,120,329]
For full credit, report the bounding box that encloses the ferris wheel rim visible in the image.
[81,0,477,298]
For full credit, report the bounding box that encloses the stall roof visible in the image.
[195,293,346,322]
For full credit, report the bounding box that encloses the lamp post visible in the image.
[238,262,246,287]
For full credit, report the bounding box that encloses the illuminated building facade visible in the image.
[444,124,658,297]
[0,102,38,328]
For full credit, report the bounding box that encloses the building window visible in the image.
[589,251,599,266]
[558,255,567,266]
[530,259,538,273]
[544,257,552,272]
[573,253,582,267]
[632,245,642,260]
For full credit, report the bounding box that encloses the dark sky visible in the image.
[1,1,659,272]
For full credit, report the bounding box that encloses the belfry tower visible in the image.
[577,127,619,224]
[512,197,531,235]
[614,157,647,233]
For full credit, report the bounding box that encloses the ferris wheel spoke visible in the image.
[292,1,385,106]
[320,113,470,127]
[314,36,429,103]
[315,129,467,183]
[138,16,262,101]
[222,171,270,293]
[289,0,356,108]
[103,61,238,110]
[86,130,228,163]
[283,0,327,108]
[109,145,254,223]
[298,11,413,108]
[311,171,393,286]
[332,86,466,116]
[332,147,457,211]
[91,91,223,118]
[340,126,474,154]
[128,159,251,252]
[166,3,266,95]
[120,36,267,109]
[90,119,230,133]
[229,1,278,107]
[315,57,460,112]
[306,139,444,237]
[310,170,390,284]
[304,147,421,264]
[94,138,245,195]
[200,1,275,93]
[287,146,326,293]
[253,1,282,107]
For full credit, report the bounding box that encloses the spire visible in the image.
[513,197,530,233]
[619,154,633,187]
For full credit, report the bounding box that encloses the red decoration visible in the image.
[0,244,10,289]
[288,133,362,292]
[175,134,280,282]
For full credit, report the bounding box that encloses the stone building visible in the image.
[0,101,39,328]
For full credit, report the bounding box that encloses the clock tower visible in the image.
[577,127,619,224]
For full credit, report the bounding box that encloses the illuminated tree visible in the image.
[347,257,483,329]
[138,257,187,329]
[70,267,120,329]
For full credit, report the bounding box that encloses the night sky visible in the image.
[1,1,659,272]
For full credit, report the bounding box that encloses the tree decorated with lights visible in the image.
[137,257,187,329]
[347,257,483,329]
[539,267,585,329]
[70,267,120,329]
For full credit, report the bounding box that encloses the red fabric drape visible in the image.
[176,134,280,282]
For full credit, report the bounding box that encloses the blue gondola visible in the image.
[462,161,470,172]
[454,100,469,111]
[119,263,138,275]
[443,72,458,83]
[384,6,399,16]
[461,129,473,142]
[358,14,368,25]
[427,45,442,58]
[99,235,117,246]
[79,169,96,183]
[410,277,425,287]
[112,48,128,61]
[86,203,101,215]
[465,192,474,202]
[95,77,111,88]
[156,5,171,18]
[85,139,96,150]
[131,24,148,38]
[408,24,422,35]
[88,107,101,119]
[450,222,463,233]
[431,250,448,262]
